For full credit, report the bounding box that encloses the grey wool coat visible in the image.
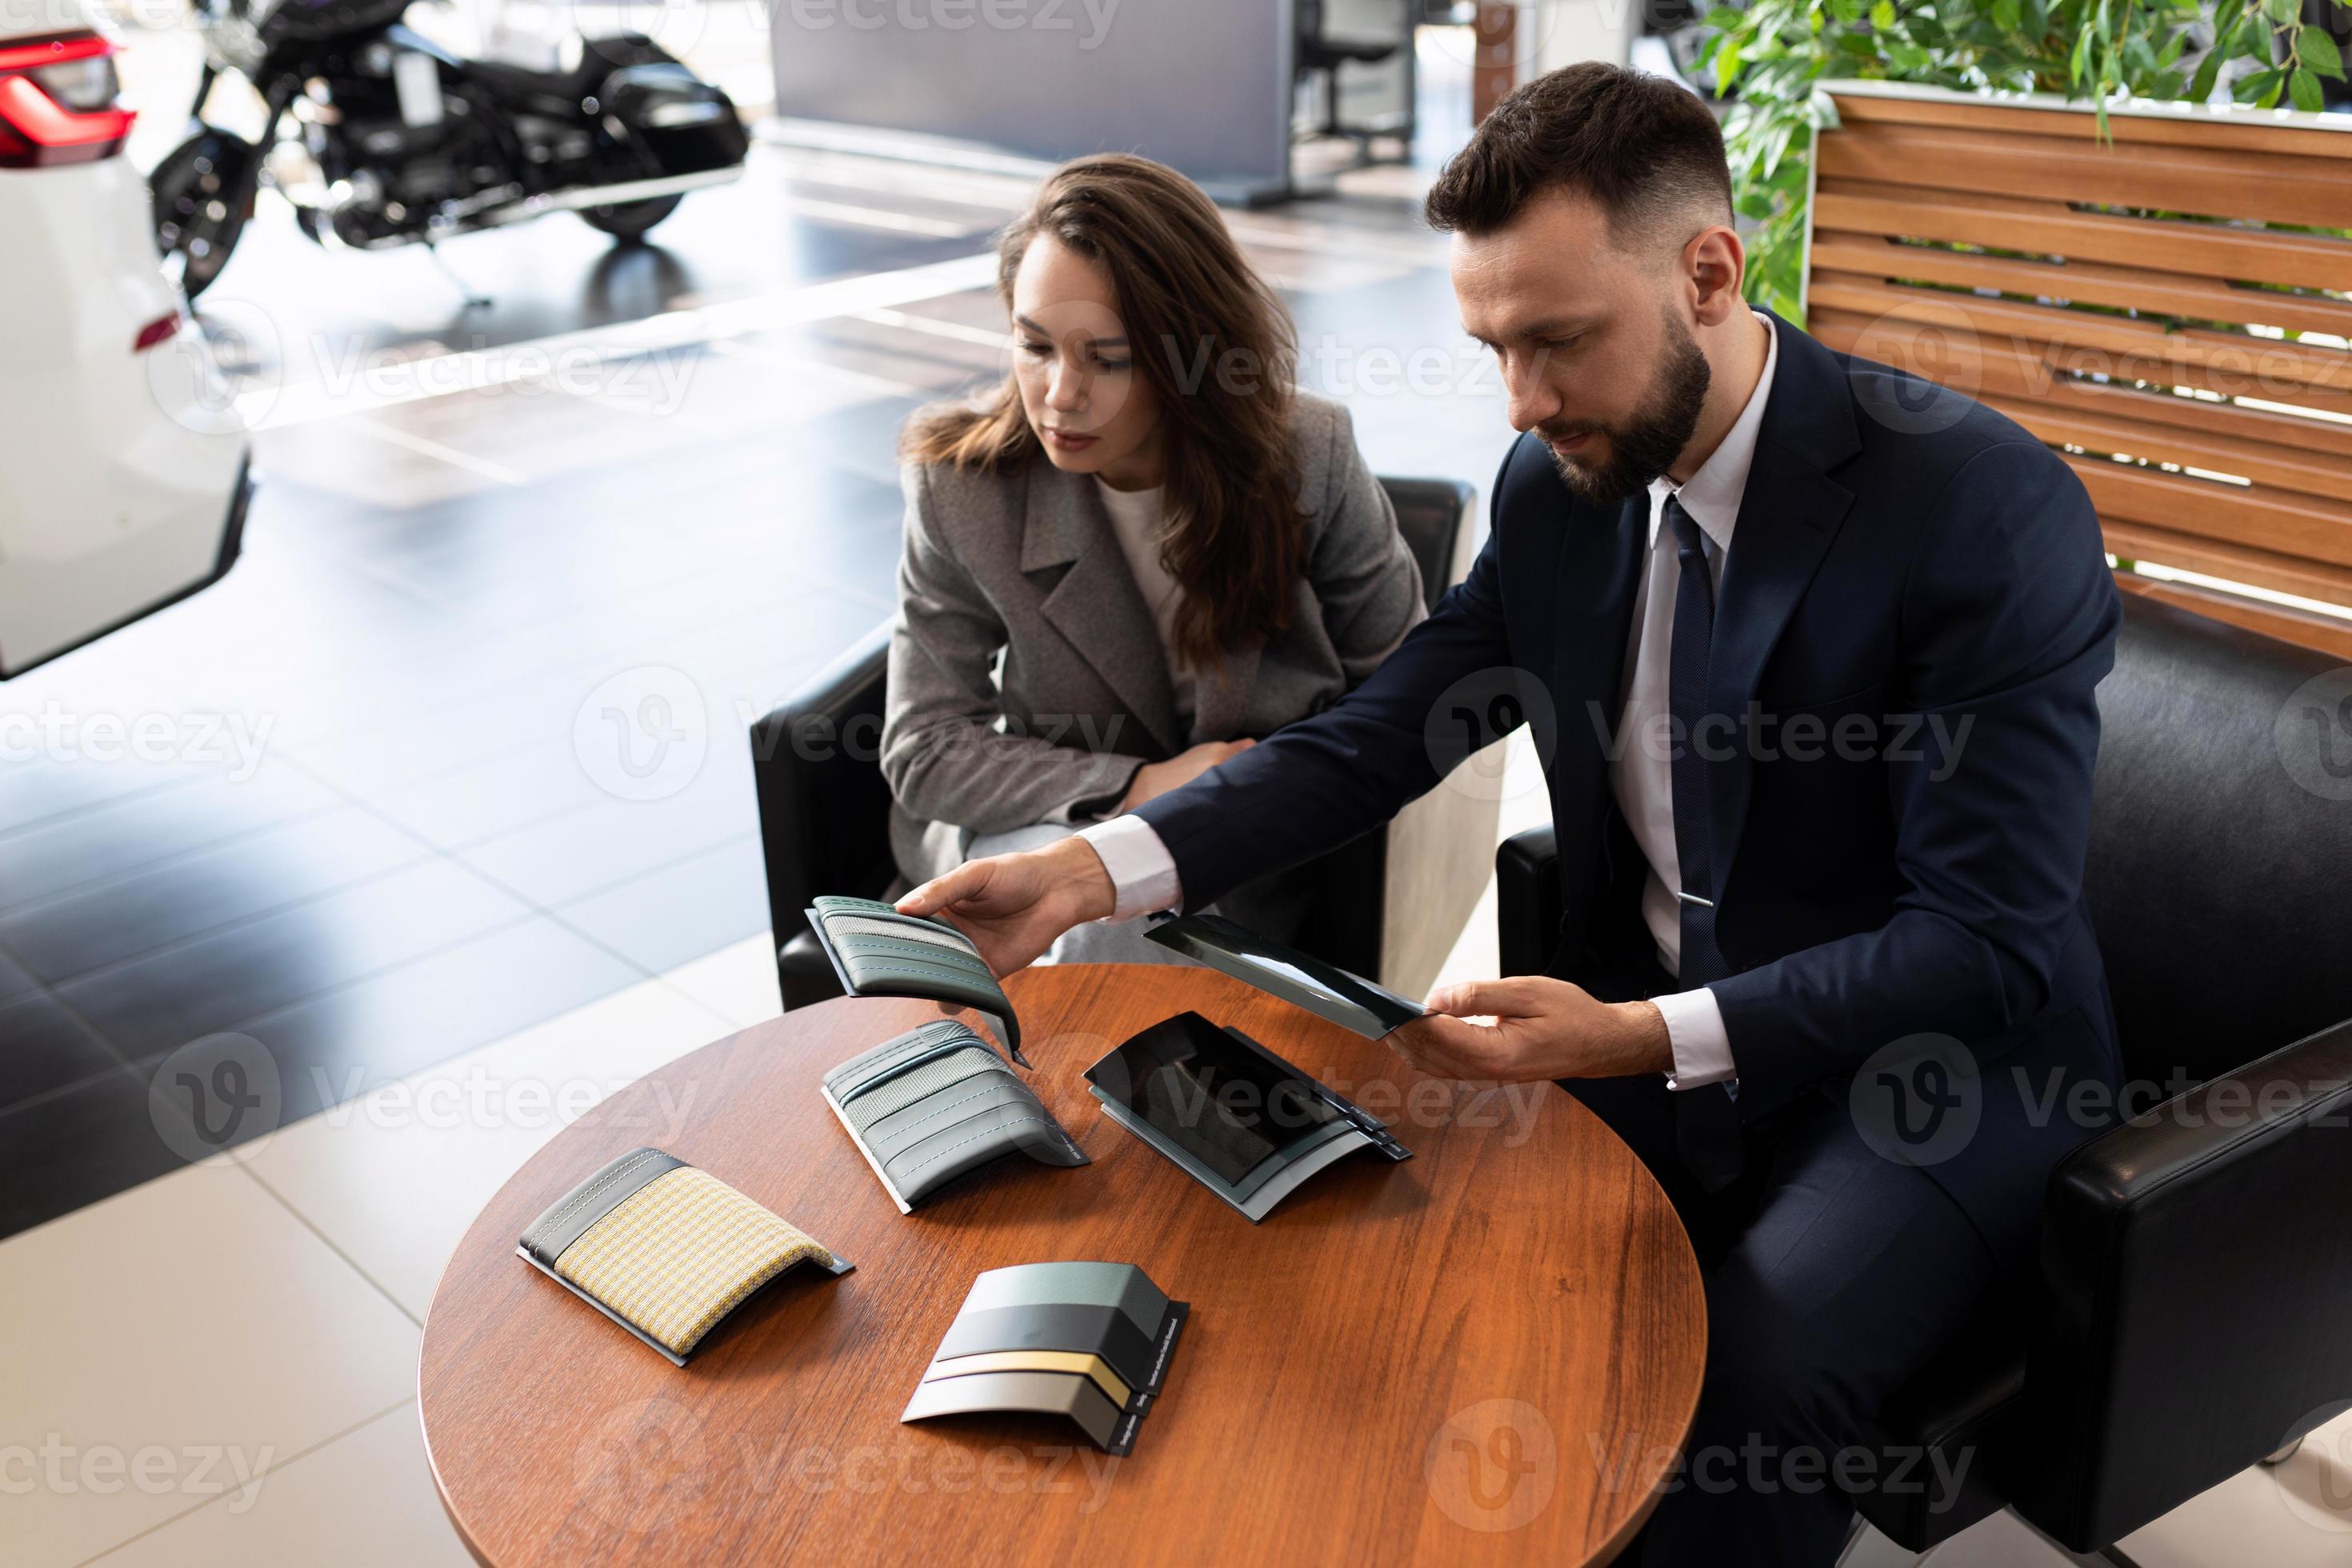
[882,391,1426,888]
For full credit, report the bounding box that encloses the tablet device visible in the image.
[1142,913,1431,1039]
[1082,1011,1409,1222]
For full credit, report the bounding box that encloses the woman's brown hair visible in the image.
[901,153,1306,670]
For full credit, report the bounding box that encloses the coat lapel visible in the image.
[1702,313,1859,883]
[1022,463,1184,757]
[1549,485,1649,951]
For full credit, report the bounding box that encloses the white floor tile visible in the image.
[2122,1407,2352,1568]
[87,1402,470,1568]
[655,931,782,1031]
[236,971,733,1319]
[0,1163,418,1568]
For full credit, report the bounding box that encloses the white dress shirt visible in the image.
[1080,313,1779,1093]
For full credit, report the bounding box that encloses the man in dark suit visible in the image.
[898,62,2122,1565]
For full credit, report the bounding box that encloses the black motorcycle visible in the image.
[152,0,747,297]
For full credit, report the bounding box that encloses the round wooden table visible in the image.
[419,965,1705,1565]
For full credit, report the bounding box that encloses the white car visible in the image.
[0,2,250,679]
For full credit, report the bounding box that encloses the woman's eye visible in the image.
[1094,358,1130,373]
[1018,340,1051,358]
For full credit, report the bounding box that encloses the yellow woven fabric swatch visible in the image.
[553,1167,834,1357]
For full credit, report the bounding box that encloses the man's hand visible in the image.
[1386,977,1673,1082]
[1119,738,1254,812]
[896,835,1117,977]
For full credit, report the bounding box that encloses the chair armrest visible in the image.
[750,619,896,1004]
[1496,824,1559,978]
[2014,1015,2352,1550]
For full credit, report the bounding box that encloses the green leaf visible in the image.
[2262,0,2298,22]
[1870,0,1897,24]
[2290,62,2327,108]
[1704,5,1748,25]
[2234,64,2282,100]
[2070,21,2094,82]
[2186,47,2224,98]
[2306,34,2348,76]
[1719,38,1746,87]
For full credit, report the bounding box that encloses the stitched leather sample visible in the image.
[902,1262,1190,1456]
[806,896,1028,1064]
[517,1147,852,1366]
[822,1022,1087,1213]
[902,1371,1124,1452]
[927,1350,1135,1408]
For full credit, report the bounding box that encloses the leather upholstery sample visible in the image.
[961,1261,1170,1340]
[517,1147,852,1366]
[806,896,1026,1062]
[903,1262,1190,1456]
[822,1022,1086,1213]
[902,1370,1124,1452]
[933,1303,1160,1395]
[926,1350,1134,1409]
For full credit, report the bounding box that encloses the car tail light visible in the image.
[134,310,181,352]
[0,33,135,170]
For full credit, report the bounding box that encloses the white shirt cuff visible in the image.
[1074,815,1183,922]
[1654,986,1737,1090]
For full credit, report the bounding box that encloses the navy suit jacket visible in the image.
[1136,312,2125,1270]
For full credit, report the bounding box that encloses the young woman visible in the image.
[881,152,1425,962]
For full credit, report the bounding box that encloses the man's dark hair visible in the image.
[1424,63,1734,246]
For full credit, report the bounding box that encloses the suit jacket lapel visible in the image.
[1703,314,1860,882]
[1550,487,1648,950]
[1022,463,1184,757]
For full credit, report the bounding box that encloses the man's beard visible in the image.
[1541,310,1711,504]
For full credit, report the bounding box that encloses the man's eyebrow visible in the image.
[1012,314,1128,348]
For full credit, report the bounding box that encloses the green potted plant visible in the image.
[1696,0,2352,319]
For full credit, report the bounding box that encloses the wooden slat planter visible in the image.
[1806,80,2352,658]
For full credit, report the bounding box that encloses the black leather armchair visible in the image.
[1494,596,2352,1561]
[753,475,1479,1014]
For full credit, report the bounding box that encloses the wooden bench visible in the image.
[1804,80,2352,660]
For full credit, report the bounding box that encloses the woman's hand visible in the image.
[1383,978,1673,1082]
[896,835,1118,977]
[1118,738,1255,811]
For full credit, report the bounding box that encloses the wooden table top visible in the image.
[418,965,1705,1566]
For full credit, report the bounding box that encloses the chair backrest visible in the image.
[1804,82,2352,664]
[1378,475,1475,616]
[750,618,895,954]
[2086,595,2352,1085]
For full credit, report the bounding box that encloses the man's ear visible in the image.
[1685,223,1749,326]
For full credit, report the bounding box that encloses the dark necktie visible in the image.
[1662,494,1743,1192]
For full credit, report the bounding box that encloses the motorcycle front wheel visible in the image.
[151,130,260,299]
[581,194,681,241]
